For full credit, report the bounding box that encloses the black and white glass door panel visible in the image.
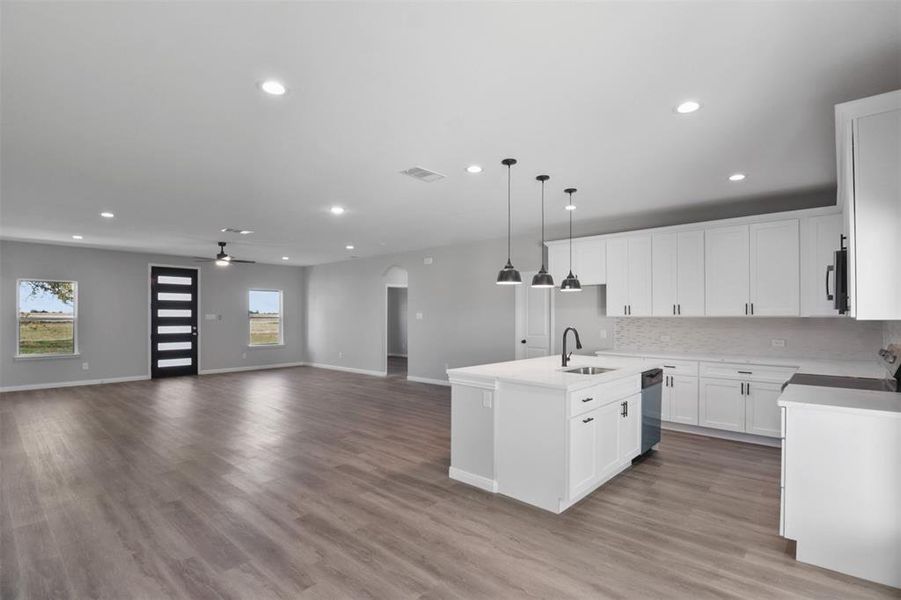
[150,266,198,378]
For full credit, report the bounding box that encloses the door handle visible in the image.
[582,397,593,403]
[582,417,594,424]
[826,265,834,301]
[520,339,527,344]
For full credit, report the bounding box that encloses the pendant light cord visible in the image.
[507,164,512,262]
[540,178,546,268]
[569,206,573,271]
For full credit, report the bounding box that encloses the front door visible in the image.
[150,266,199,378]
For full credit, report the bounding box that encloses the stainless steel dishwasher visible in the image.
[640,368,663,454]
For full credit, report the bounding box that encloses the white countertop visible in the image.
[594,349,886,379]
[446,354,654,392]
[778,384,901,417]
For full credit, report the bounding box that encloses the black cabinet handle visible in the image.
[740,382,745,395]
[582,397,593,403]
[747,383,751,395]
[664,365,676,369]
[738,370,752,374]
[678,304,681,315]
[745,303,749,315]
[750,303,754,315]
[673,304,676,315]
[582,417,594,424]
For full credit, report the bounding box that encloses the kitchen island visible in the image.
[446,354,656,513]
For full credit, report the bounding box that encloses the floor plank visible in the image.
[1,367,897,599]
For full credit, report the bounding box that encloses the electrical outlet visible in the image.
[338,351,343,359]
[423,257,433,265]
[81,362,89,371]
[415,312,423,320]
[771,339,786,348]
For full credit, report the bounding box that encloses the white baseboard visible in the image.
[407,375,450,387]
[199,362,305,375]
[305,362,387,377]
[662,422,782,447]
[0,374,149,393]
[449,467,498,493]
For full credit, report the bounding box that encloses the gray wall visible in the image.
[552,285,615,355]
[305,236,537,381]
[387,286,407,357]
[1,240,305,388]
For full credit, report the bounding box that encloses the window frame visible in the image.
[247,288,284,347]
[15,278,79,359]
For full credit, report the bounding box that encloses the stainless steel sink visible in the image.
[564,366,616,375]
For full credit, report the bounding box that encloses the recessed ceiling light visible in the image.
[100,211,115,218]
[239,230,254,235]
[330,206,345,215]
[281,256,289,261]
[728,173,747,181]
[466,165,483,174]
[260,80,286,96]
[72,235,83,240]
[675,100,701,114]
[345,244,354,250]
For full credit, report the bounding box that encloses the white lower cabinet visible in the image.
[666,374,699,425]
[617,393,642,460]
[566,388,639,502]
[745,382,783,437]
[699,377,746,432]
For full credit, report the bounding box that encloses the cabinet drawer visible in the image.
[654,358,699,376]
[699,361,797,383]
[569,375,640,417]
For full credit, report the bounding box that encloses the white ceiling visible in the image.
[2,1,899,265]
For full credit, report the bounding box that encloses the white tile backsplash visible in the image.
[613,317,884,361]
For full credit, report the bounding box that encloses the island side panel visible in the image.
[495,381,567,513]
[449,382,497,491]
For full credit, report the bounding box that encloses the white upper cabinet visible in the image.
[705,225,751,316]
[837,90,901,320]
[801,213,844,317]
[574,238,606,285]
[653,230,704,316]
[546,239,606,287]
[750,219,799,316]
[606,235,652,316]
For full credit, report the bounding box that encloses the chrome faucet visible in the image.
[562,327,583,367]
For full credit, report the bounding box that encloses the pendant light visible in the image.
[496,158,522,285]
[560,188,582,292]
[531,174,555,288]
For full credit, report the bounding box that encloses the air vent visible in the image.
[400,166,446,183]
[220,228,254,235]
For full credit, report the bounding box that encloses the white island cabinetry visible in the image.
[448,356,650,514]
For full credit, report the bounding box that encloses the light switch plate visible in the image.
[772,339,786,348]
[82,362,89,371]
[423,257,433,265]
[415,312,423,320]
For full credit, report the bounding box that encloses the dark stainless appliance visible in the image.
[640,368,662,454]
[782,344,901,393]
[826,234,849,314]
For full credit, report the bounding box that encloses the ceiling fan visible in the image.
[194,242,256,266]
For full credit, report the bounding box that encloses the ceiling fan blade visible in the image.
[229,259,256,264]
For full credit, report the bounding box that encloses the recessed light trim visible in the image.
[466,165,483,174]
[100,211,115,218]
[260,80,286,96]
[281,256,290,261]
[345,245,354,250]
[330,206,345,215]
[72,235,83,240]
[728,173,747,181]
[675,100,701,114]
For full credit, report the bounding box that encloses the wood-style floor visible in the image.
[1,367,897,599]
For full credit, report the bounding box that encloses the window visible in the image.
[248,289,283,346]
[17,280,77,356]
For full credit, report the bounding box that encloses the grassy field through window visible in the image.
[249,315,280,345]
[18,318,75,354]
